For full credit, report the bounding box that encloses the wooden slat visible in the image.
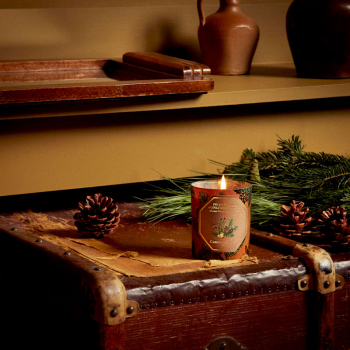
[123,52,211,77]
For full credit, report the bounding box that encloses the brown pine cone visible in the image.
[328,218,350,248]
[74,193,121,238]
[319,207,350,249]
[318,206,347,236]
[275,200,316,238]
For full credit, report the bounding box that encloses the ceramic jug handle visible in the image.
[197,0,205,26]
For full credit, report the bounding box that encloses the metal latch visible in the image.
[292,243,344,294]
[204,336,247,350]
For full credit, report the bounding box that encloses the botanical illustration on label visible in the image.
[212,217,238,238]
[199,196,248,253]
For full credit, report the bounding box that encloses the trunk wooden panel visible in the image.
[125,285,350,350]
[125,291,309,350]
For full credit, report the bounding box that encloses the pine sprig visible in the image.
[139,135,350,229]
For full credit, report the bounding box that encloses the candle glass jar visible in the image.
[191,180,252,260]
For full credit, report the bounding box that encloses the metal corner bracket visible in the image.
[81,271,140,326]
[292,243,345,295]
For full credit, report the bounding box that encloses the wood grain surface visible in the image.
[0,57,213,104]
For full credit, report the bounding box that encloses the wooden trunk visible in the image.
[0,183,349,350]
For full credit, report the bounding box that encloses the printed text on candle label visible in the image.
[208,202,238,213]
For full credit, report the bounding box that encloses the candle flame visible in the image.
[220,175,226,190]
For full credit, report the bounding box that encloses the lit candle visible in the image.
[220,174,226,190]
[191,176,252,260]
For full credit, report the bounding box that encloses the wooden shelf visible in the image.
[1,62,350,120]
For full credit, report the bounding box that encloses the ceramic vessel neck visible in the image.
[219,0,240,8]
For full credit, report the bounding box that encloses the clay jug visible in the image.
[197,0,259,75]
[287,0,350,78]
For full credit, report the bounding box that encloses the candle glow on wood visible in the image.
[220,175,226,190]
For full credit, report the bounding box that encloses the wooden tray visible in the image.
[0,53,213,105]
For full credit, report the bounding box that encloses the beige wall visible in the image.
[1,99,350,196]
[0,0,292,64]
[1,0,350,197]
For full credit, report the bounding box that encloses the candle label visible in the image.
[198,196,248,253]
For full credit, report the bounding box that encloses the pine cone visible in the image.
[74,193,121,238]
[275,200,316,238]
[318,206,347,236]
[328,218,350,248]
[319,207,350,249]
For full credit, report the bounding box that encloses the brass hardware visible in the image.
[300,280,308,288]
[282,255,298,260]
[110,308,118,317]
[127,306,134,314]
[81,273,140,325]
[205,336,247,350]
[293,243,345,295]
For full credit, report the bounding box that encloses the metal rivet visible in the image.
[35,239,43,243]
[213,295,216,300]
[188,299,192,303]
[238,292,241,296]
[260,289,264,293]
[63,251,71,256]
[245,291,249,295]
[276,286,279,291]
[11,227,17,231]
[204,296,208,300]
[230,292,234,297]
[197,297,200,302]
[110,308,118,317]
[220,343,227,350]
[324,281,330,289]
[303,244,310,247]
[268,288,272,293]
[284,285,288,290]
[94,267,102,271]
[221,294,225,299]
[336,279,341,287]
[180,300,184,304]
[171,301,174,305]
[127,306,134,314]
[266,233,273,237]
[301,280,308,288]
[155,303,158,307]
[146,304,150,309]
[253,289,256,294]
[162,301,166,306]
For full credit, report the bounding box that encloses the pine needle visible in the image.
[139,135,350,228]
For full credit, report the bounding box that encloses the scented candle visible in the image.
[191,176,252,260]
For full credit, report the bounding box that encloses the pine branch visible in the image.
[283,160,350,190]
[139,135,350,228]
